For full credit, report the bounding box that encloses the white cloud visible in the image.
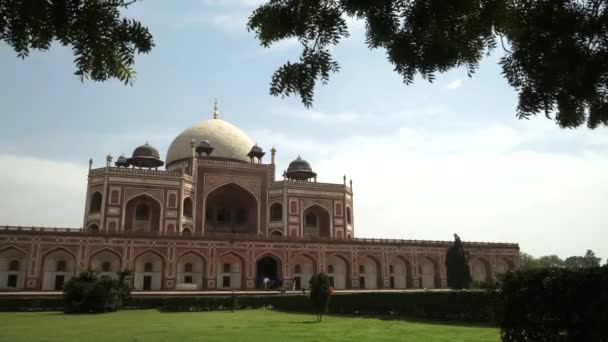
[0,154,86,228]
[447,79,463,89]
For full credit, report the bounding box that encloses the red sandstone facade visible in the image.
[0,110,519,291]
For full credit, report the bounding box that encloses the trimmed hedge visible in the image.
[499,266,608,342]
[0,297,64,311]
[0,291,496,323]
[327,291,496,322]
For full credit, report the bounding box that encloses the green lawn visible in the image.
[0,309,499,341]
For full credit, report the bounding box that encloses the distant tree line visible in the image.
[519,250,603,271]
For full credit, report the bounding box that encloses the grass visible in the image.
[0,309,500,341]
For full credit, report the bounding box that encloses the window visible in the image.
[56,260,66,272]
[335,203,342,216]
[89,224,99,232]
[290,201,297,213]
[346,207,352,224]
[102,262,111,272]
[135,204,150,220]
[390,277,395,289]
[184,275,193,284]
[294,264,301,274]
[222,276,231,288]
[182,227,192,235]
[217,208,230,224]
[389,265,394,273]
[108,221,117,232]
[270,203,283,221]
[359,265,365,273]
[359,276,365,289]
[7,274,17,288]
[110,190,119,204]
[327,265,334,274]
[183,197,193,218]
[89,192,102,213]
[236,208,247,224]
[305,212,317,227]
[168,193,177,208]
[223,263,231,273]
[184,263,193,273]
[144,262,153,272]
[9,260,19,271]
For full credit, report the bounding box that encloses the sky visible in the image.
[0,0,607,261]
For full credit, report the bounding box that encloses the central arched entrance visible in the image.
[256,256,280,289]
[205,183,258,235]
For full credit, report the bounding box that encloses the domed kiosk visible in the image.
[128,143,164,169]
[285,156,317,181]
[165,101,255,170]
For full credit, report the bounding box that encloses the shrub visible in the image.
[63,269,131,313]
[446,234,472,289]
[498,266,608,342]
[309,273,331,322]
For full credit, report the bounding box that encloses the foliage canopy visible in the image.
[248,0,608,128]
[0,0,153,84]
[63,269,131,313]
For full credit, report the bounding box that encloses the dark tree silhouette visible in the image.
[445,234,472,289]
[0,0,153,84]
[248,0,608,128]
[309,272,331,322]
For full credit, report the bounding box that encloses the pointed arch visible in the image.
[470,256,493,283]
[124,194,162,232]
[255,252,284,289]
[0,247,27,290]
[302,204,331,238]
[390,255,414,289]
[40,247,77,290]
[204,182,259,235]
[0,245,27,256]
[89,248,122,277]
[89,191,102,213]
[358,254,382,289]
[346,206,352,225]
[87,223,100,232]
[419,255,441,289]
[89,248,122,265]
[176,251,206,290]
[325,253,352,289]
[291,252,317,290]
[133,249,165,291]
[269,201,283,222]
[183,197,193,218]
[216,250,246,290]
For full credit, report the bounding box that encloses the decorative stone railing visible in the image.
[270,180,351,191]
[197,158,273,169]
[0,225,519,248]
[89,167,184,177]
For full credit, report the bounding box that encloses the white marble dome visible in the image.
[166,118,255,167]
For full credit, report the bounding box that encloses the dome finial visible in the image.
[213,98,219,119]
